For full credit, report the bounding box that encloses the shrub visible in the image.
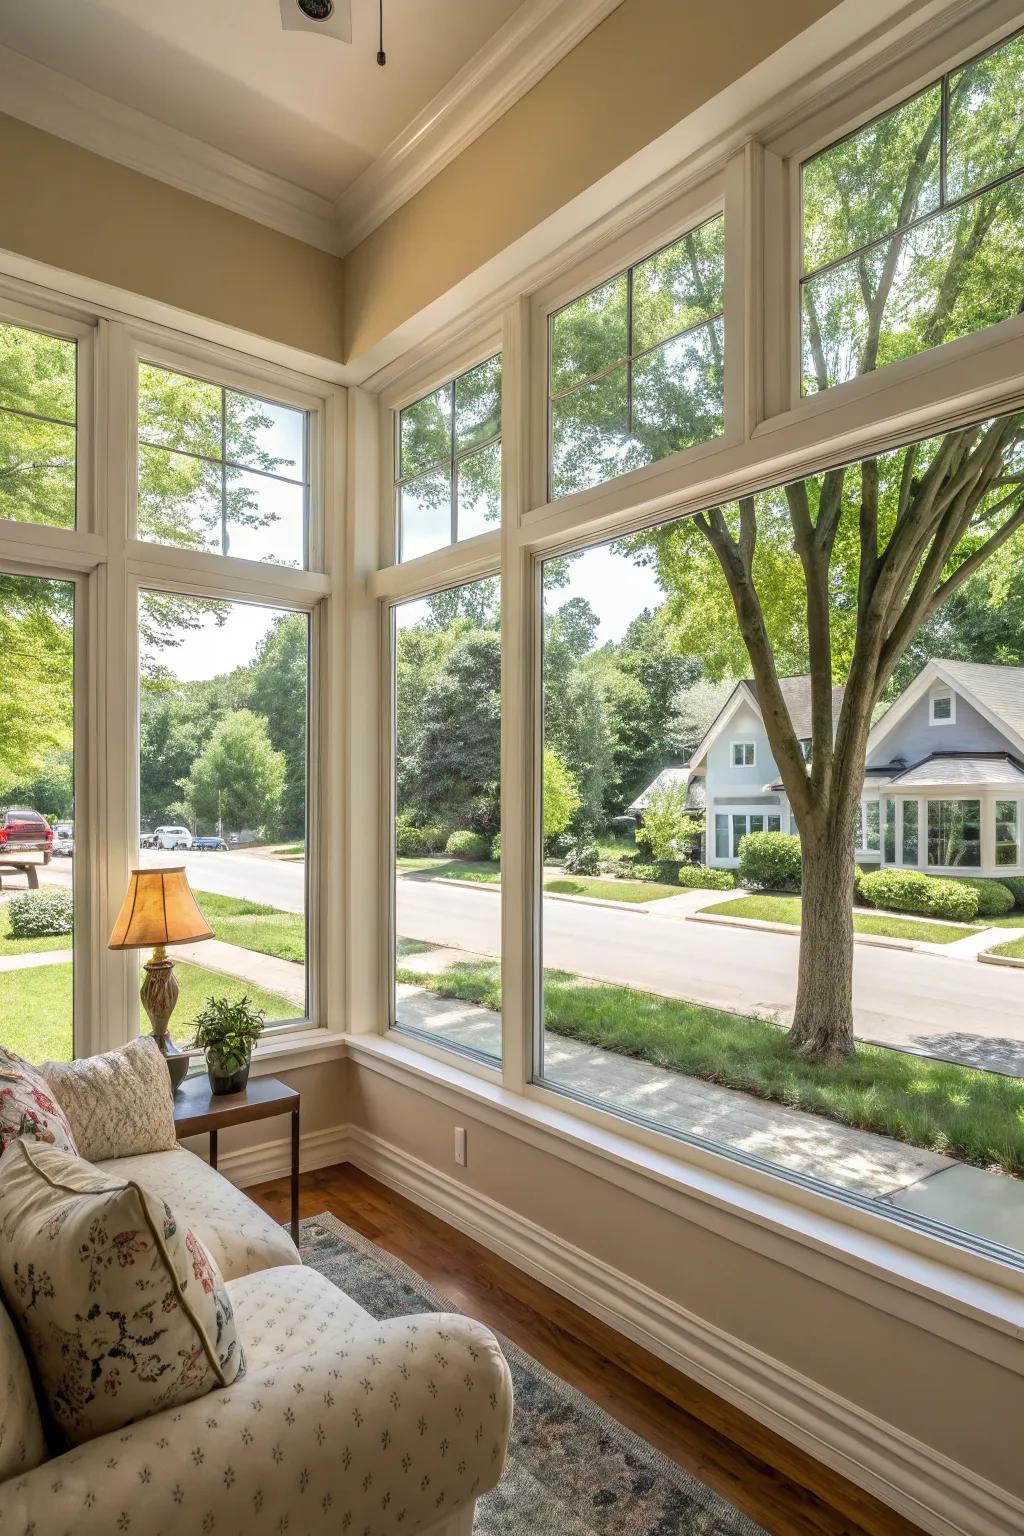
[996,874,1024,908]
[445,830,490,861]
[629,863,666,883]
[395,820,444,857]
[6,890,74,938]
[676,865,735,890]
[635,785,701,862]
[737,831,802,892]
[858,869,979,921]
[490,832,501,863]
[563,838,600,876]
[940,876,1014,918]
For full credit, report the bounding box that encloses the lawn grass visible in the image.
[193,890,305,963]
[989,934,1024,959]
[544,877,680,903]
[397,858,501,884]
[0,960,301,1066]
[701,893,972,945]
[397,937,440,957]
[0,902,72,956]
[396,957,1024,1176]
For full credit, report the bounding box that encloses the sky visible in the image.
[143,597,288,682]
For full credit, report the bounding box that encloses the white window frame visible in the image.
[930,689,956,725]
[0,277,343,1064]
[731,740,756,767]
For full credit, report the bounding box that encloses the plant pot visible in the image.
[206,1049,251,1096]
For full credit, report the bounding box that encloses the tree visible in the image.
[636,784,701,862]
[543,599,611,831]
[247,614,309,838]
[0,574,73,798]
[182,710,284,835]
[400,629,502,836]
[543,748,581,843]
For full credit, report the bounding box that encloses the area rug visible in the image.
[300,1213,766,1535]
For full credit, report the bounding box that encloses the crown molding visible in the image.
[0,45,343,254]
[334,0,625,254]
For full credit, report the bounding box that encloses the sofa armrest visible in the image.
[5,1312,512,1536]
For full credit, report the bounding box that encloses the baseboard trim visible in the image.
[342,1125,1024,1536]
[204,1124,350,1188]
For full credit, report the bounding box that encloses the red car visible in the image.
[0,808,54,865]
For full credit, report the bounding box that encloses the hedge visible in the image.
[395,822,444,857]
[737,831,802,892]
[445,830,490,860]
[858,868,978,921]
[938,876,1014,918]
[676,865,735,891]
[6,890,74,938]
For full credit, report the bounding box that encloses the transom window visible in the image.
[731,741,755,767]
[395,355,501,562]
[137,362,309,567]
[801,27,1024,393]
[0,320,77,530]
[548,215,725,499]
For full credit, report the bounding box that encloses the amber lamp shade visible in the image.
[109,867,213,1090]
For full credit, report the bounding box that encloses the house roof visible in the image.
[869,658,1024,759]
[627,766,705,816]
[886,751,1024,789]
[688,673,845,775]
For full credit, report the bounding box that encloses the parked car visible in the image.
[193,836,228,852]
[0,808,54,865]
[148,825,193,851]
[53,823,74,857]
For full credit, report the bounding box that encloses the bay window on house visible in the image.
[927,799,982,868]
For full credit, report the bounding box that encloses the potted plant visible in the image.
[193,995,265,1095]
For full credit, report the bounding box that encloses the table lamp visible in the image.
[109,867,213,1090]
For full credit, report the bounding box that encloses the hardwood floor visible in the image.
[250,1163,925,1536]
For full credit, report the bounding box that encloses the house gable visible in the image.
[867,661,1024,767]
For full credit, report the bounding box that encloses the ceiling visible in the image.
[0,0,532,201]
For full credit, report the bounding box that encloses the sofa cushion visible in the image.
[0,1140,244,1447]
[226,1264,372,1370]
[0,1302,46,1482]
[39,1035,177,1163]
[97,1146,301,1280]
[0,1045,77,1160]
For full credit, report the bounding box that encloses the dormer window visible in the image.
[732,741,755,767]
[930,691,955,726]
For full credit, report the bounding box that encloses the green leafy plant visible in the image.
[676,865,735,890]
[395,817,445,857]
[445,829,490,860]
[635,785,701,862]
[858,869,978,921]
[996,875,1024,909]
[562,837,600,875]
[737,831,802,893]
[935,875,1014,918]
[193,995,265,1075]
[7,890,73,938]
[490,832,502,863]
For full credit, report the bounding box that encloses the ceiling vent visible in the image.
[279,0,352,42]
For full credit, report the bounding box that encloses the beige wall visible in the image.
[0,114,345,361]
[180,1058,345,1165]
[346,1063,1024,1499]
[341,0,841,359]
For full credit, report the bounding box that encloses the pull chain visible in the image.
[376,0,386,65]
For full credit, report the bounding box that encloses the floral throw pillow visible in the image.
[0,1139,244,1446]
[0,1044,77,1159]
[39,1035,177,1163]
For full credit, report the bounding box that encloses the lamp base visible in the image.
[141,947,189,1091]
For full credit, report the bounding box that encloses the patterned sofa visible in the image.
[1,1138,513,1535]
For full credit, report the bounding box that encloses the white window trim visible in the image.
[930,690,957,726]
[731,739,756,767]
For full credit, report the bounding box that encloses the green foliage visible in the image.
[490,832,502,863]
[635,784,701,862]
[183,709,285,835]
[445,830,490,860]
[858,869,979,921]
[995,875,1024,908]
[395,818,445,857]
[676,865,735,890]
[193,995,266,1076]
[247,614,309,838]
[6,890,73,939]
[562,837,601,876]
[542,747,581,844]
[738,831,803,893]
[0,575,73,798]
[938,876,1014,917]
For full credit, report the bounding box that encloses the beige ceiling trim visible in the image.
[0,45,343,254]
[332,0,626,254]
[0,1,624,260]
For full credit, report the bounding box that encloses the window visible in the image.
[901,798,919,864]
[138,594,309,1037]
[855,798,881,852]
[801,28,1024,393]
[930,691,955,724]
[731,741,755,766]
[883,798,896,862]
[0,575,75,1062]
[391,577,501,1064]
[138,363,309,566]
[396,356,501,562]
[0,320,76,529]
[548,217,724,499]
[996,800,1019,866]
[927,798,981,867]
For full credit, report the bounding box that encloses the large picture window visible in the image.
[138,363,309,566]
[802,27,1024,393]
[395,356,501,562]
[391,577,501,1063]
[0,320,77,529]
[548,216,724,499]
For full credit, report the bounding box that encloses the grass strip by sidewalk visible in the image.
[193,890,305,963]
[988,934,1024,959]
[0,903,72,957]
[701,893,972,945]
[396,957,1024,1177]
[0,960,302,1066]
[397,858,501,884]
[545,877,680,903]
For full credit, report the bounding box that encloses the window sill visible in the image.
[345,1033,1024,1367]
[245,1027,348,1075]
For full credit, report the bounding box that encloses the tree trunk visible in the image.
[789,817,857,1063]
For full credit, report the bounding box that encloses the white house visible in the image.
[657,661,1024,874]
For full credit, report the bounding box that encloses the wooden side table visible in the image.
[172,1073,300,1245]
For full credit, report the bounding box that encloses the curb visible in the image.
[978,950,1024,969]
[688,910,923,952]
[406,873,651,913]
